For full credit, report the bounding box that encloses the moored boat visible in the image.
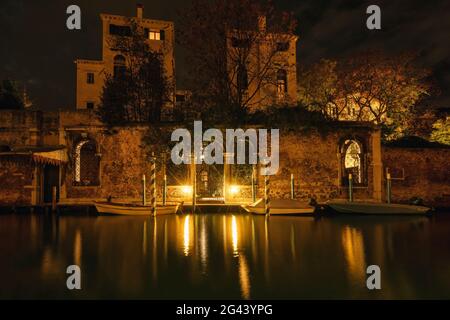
[94,201,181,216]
[241,198,315,215]
[326,199,431,215]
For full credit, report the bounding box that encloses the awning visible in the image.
[0,146,68,165]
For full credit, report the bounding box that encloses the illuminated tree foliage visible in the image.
[430,117,450,145]
[298,52,432,139]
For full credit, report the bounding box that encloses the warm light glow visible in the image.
[231,215,238,256]
[181,185,193,195]
[229,185,240,195]
[183,215,190,256]
[341,226,366,285]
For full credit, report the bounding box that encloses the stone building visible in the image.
[75,4,175,111]
[227,16,298,111]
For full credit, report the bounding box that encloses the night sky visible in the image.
[0,0,449,110]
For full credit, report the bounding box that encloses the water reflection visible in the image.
[0,213,449,299]
[341,226,366,286]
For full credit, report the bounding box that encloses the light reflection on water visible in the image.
[0,213,450,299]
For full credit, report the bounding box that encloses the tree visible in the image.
[430,117,450,145]
[178,0,297,124]
[298,51,432,139]
[97,20,172,126]
[0,80,24,110]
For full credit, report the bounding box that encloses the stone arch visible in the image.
[339,137,367,185]
[73,139,100,186]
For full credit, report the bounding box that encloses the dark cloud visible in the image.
[0,0,449,110]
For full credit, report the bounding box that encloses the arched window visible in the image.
[113,55,126,79]
[340,139,366,185]
[276,69,287,98]
[74,140,100,186]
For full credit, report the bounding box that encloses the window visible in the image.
[87,73,94,84]
[73,140,100,186]
[340,139,366,186]
[176,94,186,102]
[276,42,289,51]
[109,24,131,36]
[277,69,287,98]
[149,30,160,40]
[86,102,94,110]
[146,29,165,41]
[113,55,126,79]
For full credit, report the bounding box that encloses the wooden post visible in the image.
[386,172,392,204]
[290,173,295,200]
[142,174,146,206]
[348,173,353,202]
[150,155,156,216]
[192,166,197,213]
[52,186,57,213]
[162,153,167,206]
[163,174,167,206]
[264,168,270,216]
[251,166,256,203]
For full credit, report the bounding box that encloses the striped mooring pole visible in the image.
[386,172,392,204]
[162,153,167,206]
[264,167,270,216]
[348,173,353,202]
[142,174,146,205]
[150,154,156,216]
[290,173,295,200]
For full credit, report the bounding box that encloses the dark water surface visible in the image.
[0,212,450,299]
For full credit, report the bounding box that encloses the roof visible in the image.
[0,145,68,165]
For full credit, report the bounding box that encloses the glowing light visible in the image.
[229,185,240,195]
[183,215,190,256]
[181,185,193,195]
[341,226,366,285]
[231,215,238,256]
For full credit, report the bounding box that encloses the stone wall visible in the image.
[382,146,450,207]
[256,127,378,202]
[0,160,34,205]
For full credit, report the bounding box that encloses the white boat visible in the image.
[241,198,315,215]
[94,201,181,216]
[327,199,431,215]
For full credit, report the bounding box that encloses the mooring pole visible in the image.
[150,154,156,217]
[163,174,167,206]
[52,186,57,213]
[192,166,197,213]
[142,174,146,206]
[386,172,392,204]
[348,173,353,202]
[251,166,256,203]
[162,153,167,206]
[264,166,270,216]
[290,173,295,200]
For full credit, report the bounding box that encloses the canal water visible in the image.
[0,212,449,299]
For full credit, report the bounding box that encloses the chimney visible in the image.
[137,4,144,19]
[258,16,266,33]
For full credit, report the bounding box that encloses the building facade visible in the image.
[75,4,175,111]
[226,16,298,112]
